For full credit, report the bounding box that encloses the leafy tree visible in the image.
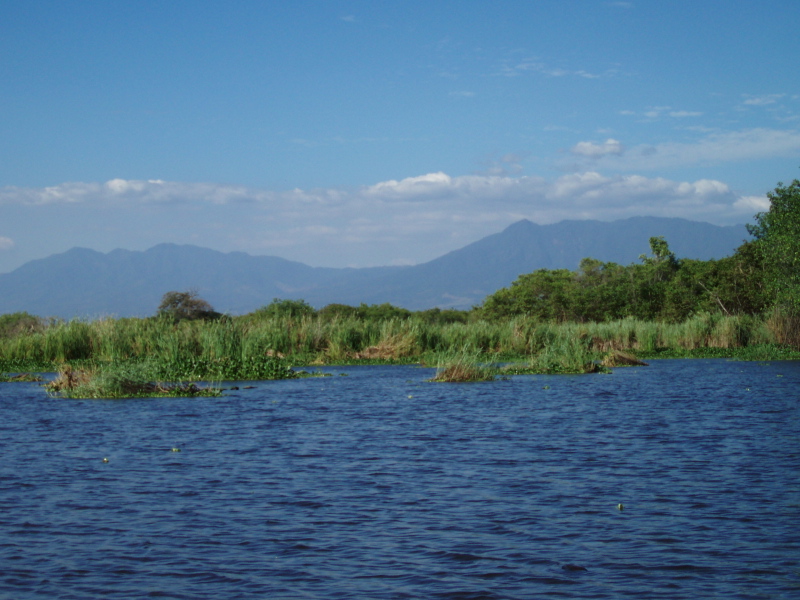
[354,303,412,321]
[631,236,681,319]
[713,241,769,315]
[0,312,44,338]
[747,176,800,313]
[638,235,679,271]
[414,307,470,325]
[317,303,360,320]
[572,258,631,321]
[253,298,316,319]
[480,269,575,321]
[157,290,221,323]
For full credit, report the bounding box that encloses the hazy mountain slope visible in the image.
[318,217,750,309]
[0,218,750,317]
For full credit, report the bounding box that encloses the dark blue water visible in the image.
[1,359,799,599]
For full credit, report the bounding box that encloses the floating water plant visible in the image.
[0,372,43,382]
[45,364,222,399]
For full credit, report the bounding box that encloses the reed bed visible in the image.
[1,310,798,380]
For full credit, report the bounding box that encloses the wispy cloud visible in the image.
[563,128,800,171]
[571,139,625,158]
[668,110,703,118]
[0,171,758,227]
[742,93,785,106]
[1,169,760,269]
[621,106,703,119]
[476,153,526,177]
[0,236,14,250]
[496,57,609,79]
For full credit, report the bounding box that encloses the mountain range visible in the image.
[0,217,750,318]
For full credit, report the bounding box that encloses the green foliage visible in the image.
[317,303,360,320]
[252,298,316,320]
[479,234,769,324]
[414,307,470,325]
[480,268,576,321]
[0,312,44,339]
[0,372,43,382]
[430,347,497,382]
[639,235,678,270]
[0,310,796,378]
[355,303,413,321]
[157,290,221,323]
[150,356,299,381]
[315,302,416,323]
[524,335,606,374]
[45,363,222,399]
[748,176,800,313]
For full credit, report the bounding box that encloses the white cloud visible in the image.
[734,195,770,212]
[364,172,453,198]
[0,179,263,206]
[622,106,702,119]
[0,171,756,225]
[564,128,800,171]
[743,94,785,106]
[571,138,625,158]
[0,236,14,250]
[497,58,608,79]
[668,111,703,118]
[1,170,762,269]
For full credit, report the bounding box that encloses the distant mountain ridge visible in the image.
[0,217,750,318]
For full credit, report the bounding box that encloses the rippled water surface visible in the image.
[1,359,799,599]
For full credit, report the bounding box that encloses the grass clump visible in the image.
[429,348,498,382]
[527,336,607,374]
[502,335,609,375]
[45,364,222,399]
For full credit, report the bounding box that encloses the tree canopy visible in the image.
[478,236,765,322]
[748,176,800,313]
[157,290,221,323]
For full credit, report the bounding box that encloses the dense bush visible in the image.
[0,312,44,338]
[157,290,221,323]
[478,237,766,323]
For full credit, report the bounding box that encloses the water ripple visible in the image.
[1,359,799,599]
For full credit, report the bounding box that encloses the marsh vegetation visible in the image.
[1,176,799,396]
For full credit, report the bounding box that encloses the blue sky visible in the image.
[2,0,799,273]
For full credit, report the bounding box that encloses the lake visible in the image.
[1,359,798,599]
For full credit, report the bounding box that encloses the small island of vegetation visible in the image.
[1,176,799,395]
